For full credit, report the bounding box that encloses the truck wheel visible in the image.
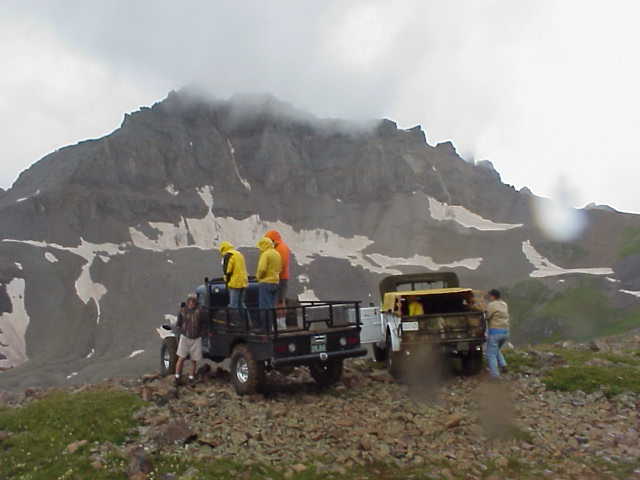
[230,344,265,395]
[309,359,343,387]
[373,344,388,363]
[386,332,403,380]
[160,337,178,377]
[462,351,484,376]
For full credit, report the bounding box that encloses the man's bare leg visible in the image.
[175,356,185,382]
[189,361,197,381]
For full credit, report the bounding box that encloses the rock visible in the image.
[589,340,609,352]
[0,431,11,442]
[66,440,88,454]
[178,467,200,480]
[445,414,463,429]
[127,446,153,475]
[291,464,307,473]
[141,386,153,402]
[91,460,103,470]
[153,420,195,446]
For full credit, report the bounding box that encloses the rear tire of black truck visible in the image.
[309,359,343,387]
[462,350,484,376]
[160,337,178,377]
[230,344,265,395]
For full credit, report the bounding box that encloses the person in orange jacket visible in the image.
[264,230,291,306]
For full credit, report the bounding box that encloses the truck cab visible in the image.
[360,272,485,378]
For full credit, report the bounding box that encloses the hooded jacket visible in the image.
[265,230,291,280]
[219,241,249,289]
[256,237,281,284]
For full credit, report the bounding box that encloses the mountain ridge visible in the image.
[1,89,639,388]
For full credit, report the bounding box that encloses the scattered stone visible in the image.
[127,446,153,475]
[0,431,11,442]
[66,440,88,454]
[445,414,463,429]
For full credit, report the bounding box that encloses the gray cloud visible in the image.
[2,0,640,212]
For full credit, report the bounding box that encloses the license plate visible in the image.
[311,343,326,353]
[402,321,419,332]
[457,342,469,351]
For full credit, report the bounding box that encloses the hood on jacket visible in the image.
[257,237,274,252]
[219,241,235,255]
[265,230,282,245]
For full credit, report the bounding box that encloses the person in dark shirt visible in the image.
[175,293,205,383]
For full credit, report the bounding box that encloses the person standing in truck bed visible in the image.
[256,237,281,310]
[485,289,510,379]
[218,241,249,309]
[265,230,291,307]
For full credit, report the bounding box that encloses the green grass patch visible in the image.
[619,226,640,259]
[503,279,640,343]
[502,350,543,374]
[543,365,640,396]
[0,389,143,480]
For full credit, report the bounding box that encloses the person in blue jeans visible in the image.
[485,289,510,378]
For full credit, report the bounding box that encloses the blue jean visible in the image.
[487,329,508,378]
[258,283,278,309]
[228,288,246,308]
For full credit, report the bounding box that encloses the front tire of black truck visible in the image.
[309,359,343,387]
[160,337,178,377]
[230,344,265,395]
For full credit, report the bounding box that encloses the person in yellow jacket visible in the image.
[256,237,281,310]
[218,241,249,308]
[408,296,424,316]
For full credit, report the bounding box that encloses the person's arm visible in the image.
[485,302,496,322]
[223,253,234,283]
[256,253,266,281]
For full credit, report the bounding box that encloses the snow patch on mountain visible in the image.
[16,189,40,203]
[366,253,482,272]
[522,241,614,277]
[128,349,145,359]
[227,138,252,191]
[129,188,482,275]
[3,238,126,324]
[0,278,29,369]
[620,289,640,298]
[428,197,523,231]
[44,252,59,263]
[166,184,179,196]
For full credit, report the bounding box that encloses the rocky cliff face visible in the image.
[1,90,640,388]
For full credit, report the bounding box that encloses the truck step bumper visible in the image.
[272,347,367,367]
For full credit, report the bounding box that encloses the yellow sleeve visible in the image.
[256,253,265,281]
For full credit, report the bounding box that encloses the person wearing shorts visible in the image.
[175,294,205,383]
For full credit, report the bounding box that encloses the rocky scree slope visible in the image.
[1,90,640,388]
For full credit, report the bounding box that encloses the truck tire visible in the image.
[160,337,178,377]
[462,351,483,376]
[309,359,343,387]
[386,332,403,380]
[230,344,265,395]
[373,343,388,363]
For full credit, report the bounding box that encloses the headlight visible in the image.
[288,343,296,353]
[339,337,347,347]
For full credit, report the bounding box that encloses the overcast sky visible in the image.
[2,1,639,212]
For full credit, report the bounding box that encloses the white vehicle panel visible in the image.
[355,306,383,344]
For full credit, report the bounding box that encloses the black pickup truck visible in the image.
[158,277,367,395]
